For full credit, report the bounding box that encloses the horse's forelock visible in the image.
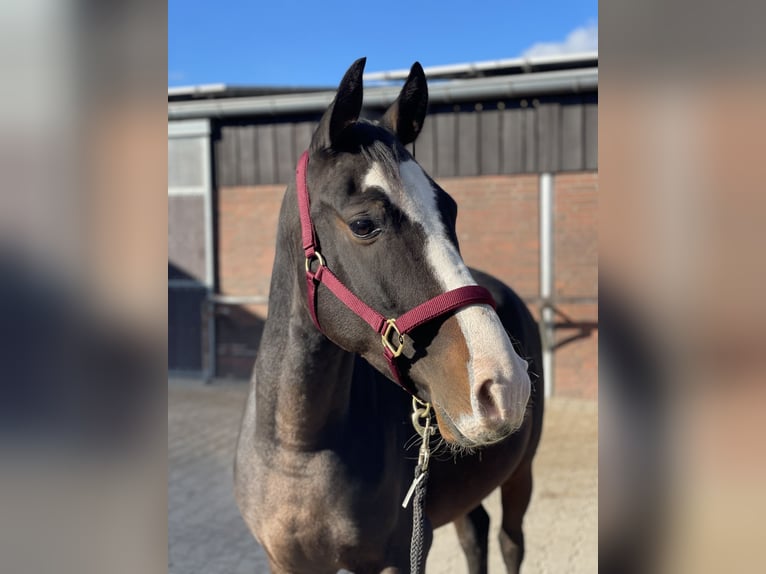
[359,139,402,184]
[325,119,407,183]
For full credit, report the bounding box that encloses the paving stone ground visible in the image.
[169,379,597,573]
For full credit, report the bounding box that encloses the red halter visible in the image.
[296,150,496,395]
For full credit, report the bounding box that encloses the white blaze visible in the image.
[363,160,530,436]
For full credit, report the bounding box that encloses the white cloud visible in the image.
[522,22,598,58]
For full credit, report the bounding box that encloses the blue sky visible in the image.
[169,1,597,87]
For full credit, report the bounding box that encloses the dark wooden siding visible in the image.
[213,93,597,186]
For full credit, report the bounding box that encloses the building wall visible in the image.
[205,87,598,392]
[214,184,282,377]
[214,171,598,399]
[168,121,213,374]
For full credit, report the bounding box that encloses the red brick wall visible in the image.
[445,174,540,299]
[554,173,598,299]
[550,173,598,399]
[216,185,282,378]
[215,172,598,398]
[546,303,599,400]
[217,185,283,297]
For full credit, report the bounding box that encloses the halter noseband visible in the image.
[296,150,496,396]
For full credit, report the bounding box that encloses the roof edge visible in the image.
[363,51,598,82]
[168,67,598,121]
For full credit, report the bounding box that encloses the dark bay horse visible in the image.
[235,58,544,574]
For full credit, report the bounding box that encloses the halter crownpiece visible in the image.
[296,150,496,396]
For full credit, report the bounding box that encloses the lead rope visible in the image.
[402,397,435,574]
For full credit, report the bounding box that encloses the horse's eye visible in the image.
[349,218,380,239]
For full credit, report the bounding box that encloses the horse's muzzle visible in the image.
[453,357,531,446]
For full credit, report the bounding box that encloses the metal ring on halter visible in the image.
[304,251,326,273]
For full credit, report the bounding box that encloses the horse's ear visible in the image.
[310,57,366,153]
[380,62,428,145]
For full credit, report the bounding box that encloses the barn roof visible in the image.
[168,52,597,120]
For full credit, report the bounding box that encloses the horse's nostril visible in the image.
[475,379,502,420]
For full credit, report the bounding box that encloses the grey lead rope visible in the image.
[402,397,435,574]
[408,464,429,574]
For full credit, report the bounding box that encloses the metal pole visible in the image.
[539,173,554,397]
[201,120,217,383]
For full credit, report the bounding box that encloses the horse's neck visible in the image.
[252,210,356,451]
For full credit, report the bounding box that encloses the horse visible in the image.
[234,58,544,574]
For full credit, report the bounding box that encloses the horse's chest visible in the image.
[251,452,403,569]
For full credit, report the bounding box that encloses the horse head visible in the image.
[298,58,531,448]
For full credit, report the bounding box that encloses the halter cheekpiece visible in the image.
[296,150,496,396]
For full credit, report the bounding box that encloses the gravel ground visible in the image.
[168,379,597,573]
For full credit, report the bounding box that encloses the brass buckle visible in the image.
[304,251,326,273]
[381,318,404,357]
